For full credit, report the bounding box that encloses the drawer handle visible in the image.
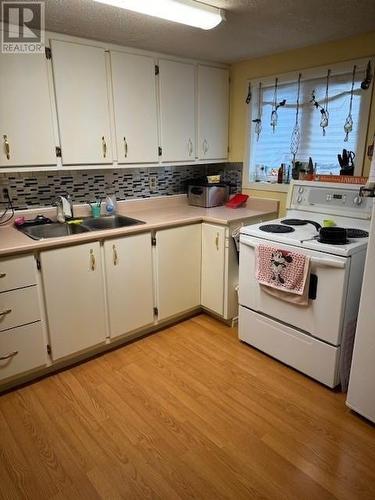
[0,273,6,278]
[113,244,118,266]
[0,309,12,316]
[0,350,18,361]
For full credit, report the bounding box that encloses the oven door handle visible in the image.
[310,257,346,269]
[240,237,346,269]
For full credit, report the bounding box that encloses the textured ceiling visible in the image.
[4,0,375,62]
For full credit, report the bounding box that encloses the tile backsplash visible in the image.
[0,163,242,210]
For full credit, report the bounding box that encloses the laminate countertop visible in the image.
[0,195,279,257]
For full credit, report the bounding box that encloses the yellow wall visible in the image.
[229,32,375,215]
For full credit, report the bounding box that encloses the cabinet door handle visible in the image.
[0,272,6,278]
[203,139,209,154]
[102,136,107,158]
[90,249,96,271]
[188,138,193,156]
[215,233,219,250]
[124,137,128,158]
[0,351,18,361]
[113,244,118,265]
[3,135,10,160]
[0,308,12,316]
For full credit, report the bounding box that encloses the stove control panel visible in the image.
[289,182,373,218]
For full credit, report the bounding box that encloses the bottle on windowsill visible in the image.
[277,164,284,184]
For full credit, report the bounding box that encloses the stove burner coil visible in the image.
[259,224,295,234]
[281,219,308,226]
[346,229,369,238]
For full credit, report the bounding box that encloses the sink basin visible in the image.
[81,215,145,231]
[21,222,90,240]
[19,215,145,240]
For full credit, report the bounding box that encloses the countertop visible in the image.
[0,195,279,257]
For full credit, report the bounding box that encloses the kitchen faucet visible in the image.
[53,195,74,223]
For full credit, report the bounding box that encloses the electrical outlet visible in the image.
[0,187,11,204]
[149,175,158,191]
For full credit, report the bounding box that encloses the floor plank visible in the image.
[1,314,375,500]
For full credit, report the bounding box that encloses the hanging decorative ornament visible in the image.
[344,65,356,142]
[290,73,302,159]
[320,69,330,136]
[252,82,262,141]
[270,77,278,133]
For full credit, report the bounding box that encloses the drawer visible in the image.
[0,286,41,332]
[0,254,37,292]
[0,322,46,382]
[239,306,340,388]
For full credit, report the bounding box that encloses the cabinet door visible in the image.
[41,242,106,360]
[198,65,229,160]
[0,52,56,167]
[104,233,154,338]
[111,51,158,163]
[158,59,196,162]
[51,40,112,165]
[155,224,201,321]
[201,223,226,315]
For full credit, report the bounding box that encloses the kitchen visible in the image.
[1,1,375,498]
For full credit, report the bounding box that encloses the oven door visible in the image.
[239,235,350,346]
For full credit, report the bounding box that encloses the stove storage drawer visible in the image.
[239,306,340,388]
[239,235,349,346]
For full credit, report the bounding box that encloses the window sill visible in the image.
[244,182,290,193]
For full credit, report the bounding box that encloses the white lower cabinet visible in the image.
[104,233,154,338]
[40,242,106,361]
[155,224,201,321]
[201,223,226,316]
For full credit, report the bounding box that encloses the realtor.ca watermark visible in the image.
[1,1,45,54]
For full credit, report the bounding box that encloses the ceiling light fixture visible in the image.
[93,0,225,30]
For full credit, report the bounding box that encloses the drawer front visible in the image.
[0,286,40,332]
[239,306,340,388]
[0,322,46,382]
[0,254,37,292]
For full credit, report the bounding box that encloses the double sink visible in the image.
[20,215,145,240]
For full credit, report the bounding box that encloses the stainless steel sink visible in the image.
[21,222,90,240]
[19,215,145,240]
[80,215,145,231]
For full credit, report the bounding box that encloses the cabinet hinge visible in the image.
[45,47,52,60]
[155,65,159,75]
[55,146,62,158]
[36,257,41,270]
[158,146,162,157]
[151,236,157,246]
[153,307,159,316]
[47,344,52,355]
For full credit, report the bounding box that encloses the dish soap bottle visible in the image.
[105,185,117,215]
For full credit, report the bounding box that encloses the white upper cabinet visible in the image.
[111,51,158,164]
[0,52,56,167]
[50,40,112,165]
[198,65,229,160]
[158,59,196,162]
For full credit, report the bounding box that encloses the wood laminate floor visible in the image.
[1,314,375,500]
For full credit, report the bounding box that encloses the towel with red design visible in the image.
[255,244,310,295]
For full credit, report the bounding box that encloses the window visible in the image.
[245,59,373,187]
